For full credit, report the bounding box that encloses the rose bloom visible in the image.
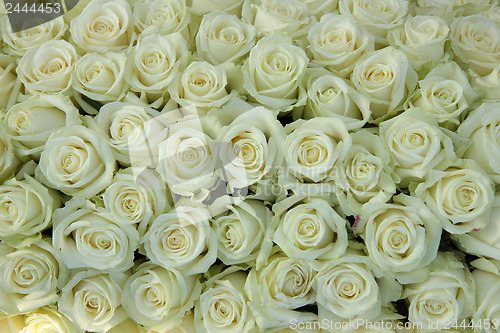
[470,62,500,101]
[0,123,21,185]
[52,198,139,272]
[0,239,68,315]
[0,54,19,111]
[196,10,256,65]
[70,0,135,53]
[0,16,67,57]
[58,269,131,332]
[242,34,309,113]
[21,306,82,333]
[307,14,374,77]
[351,47,417,120]
[403,252,475,330]
[414,159,495,234]
[450,14,500,76]
[3,94,82,160]
[458,101,500,183]
[121,261,201,332]
[0,175,61,241]
[16,40,78,95]
[194,266,256,333]
[35,125,116,198]
[133,0,190,36]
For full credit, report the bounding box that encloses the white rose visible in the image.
[388,15,450,70]
[70,0,135,53]
[242,34,309,113]
[403,252,475,330]
[21,306,83,333]
[194,267,256,333]
[121,261,201,331]
[303,70,371,130]
[414,159,495,234]
[58,269,131,332]
[213,199,273,268]
[245,253,317,330]
[0,16,67,57]
[133,0,190,36]
[4,94,82,159]
[196,10,256,65]
[469,258,500,333]
[470,62,500,101]
[0,54,19,111]
[216,107,285,189]
[0,175,60,242]
[336,130,396,216]
[0,239,68,314]
[125,33,188,99]
[168,61,234,112]
[339,0,408,45]
[351,47,418,120]
[144,206,217,275]
[52,198,139,272]
[358,194,441,284]
[0,314,25,332]
[282,117,351,185]
[0,123,21,185]
[307,14,374,77]
[300,0,338,19]
[16,40,78,95]
[36,125,116,198]
[72,52,128,104]
[272,195,348,261]
[242,0,313,40]
[458,102,500,183]
[450,14,500,76]
[411,62,477,125]
[379,108,457,186]
[103,168,171,239]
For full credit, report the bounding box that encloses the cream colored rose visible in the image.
[190,0,244,16]
[125,33,188,98]
[58,269,131,332]
[411,62,477,125]
[0,16,67,57]
[388,15,449,70]
[242,0,312,40]
[70,0,135,53]
[52,198,139,272]
[336,130,396,216]
[351,47,417,120]
[16,40,78,95]
[216,107,285,189]
[4,94,81,159]
[458,102,500,183]
[36,125,116,198]
[0,175,60,241]
[194,267,256,333]
[358,194,441,284]
[196,10,256,65]
[414,159,495,234]
[450,14,500,77]
[0,239,68,314]
[72,52,128,103]
[21,306,83,333]
[245,253,316,330]
[379,108,457,185]
[133,0,190,36]
[242,34,309,112]
[307,14,374,77]
[0,54,19,111]
[213,199,273,268]
[0,314,25,332]
[339,0,408,45]
[403,252,475,330]
[168,61,233,112]
[121,261,201,331]
[103,168,171,239]
[273,196,348,261]
[303,70,371,130]
[144,206,217,275]
[0,123,21,185]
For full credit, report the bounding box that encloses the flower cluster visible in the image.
[1,0,500,332]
